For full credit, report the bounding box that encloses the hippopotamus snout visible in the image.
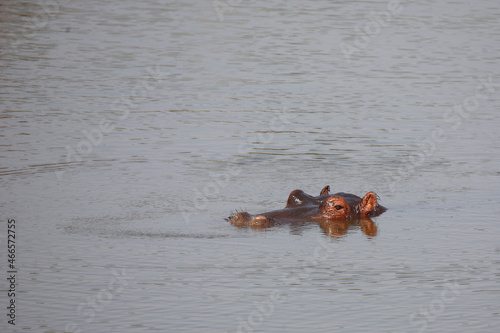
[229,212,275,229]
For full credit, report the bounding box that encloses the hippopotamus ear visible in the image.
[320,185,330,196]
[360,192,378,215]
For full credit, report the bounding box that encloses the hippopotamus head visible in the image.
[228,186,386,231]
[320,192,380,220]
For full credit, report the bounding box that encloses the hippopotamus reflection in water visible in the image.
[228,185,386,237]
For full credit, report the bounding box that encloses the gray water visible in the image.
[1,0,500,332]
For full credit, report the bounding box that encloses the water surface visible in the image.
[1,0,499,332]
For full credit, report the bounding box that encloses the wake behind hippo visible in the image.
[228,185,386,231]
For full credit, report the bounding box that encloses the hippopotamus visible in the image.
[228,185,386,236]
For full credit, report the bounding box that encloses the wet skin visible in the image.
[228,185,386,236]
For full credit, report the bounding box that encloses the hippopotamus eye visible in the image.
[334,205,343,210]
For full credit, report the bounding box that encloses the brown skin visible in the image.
[228,186,386,235]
